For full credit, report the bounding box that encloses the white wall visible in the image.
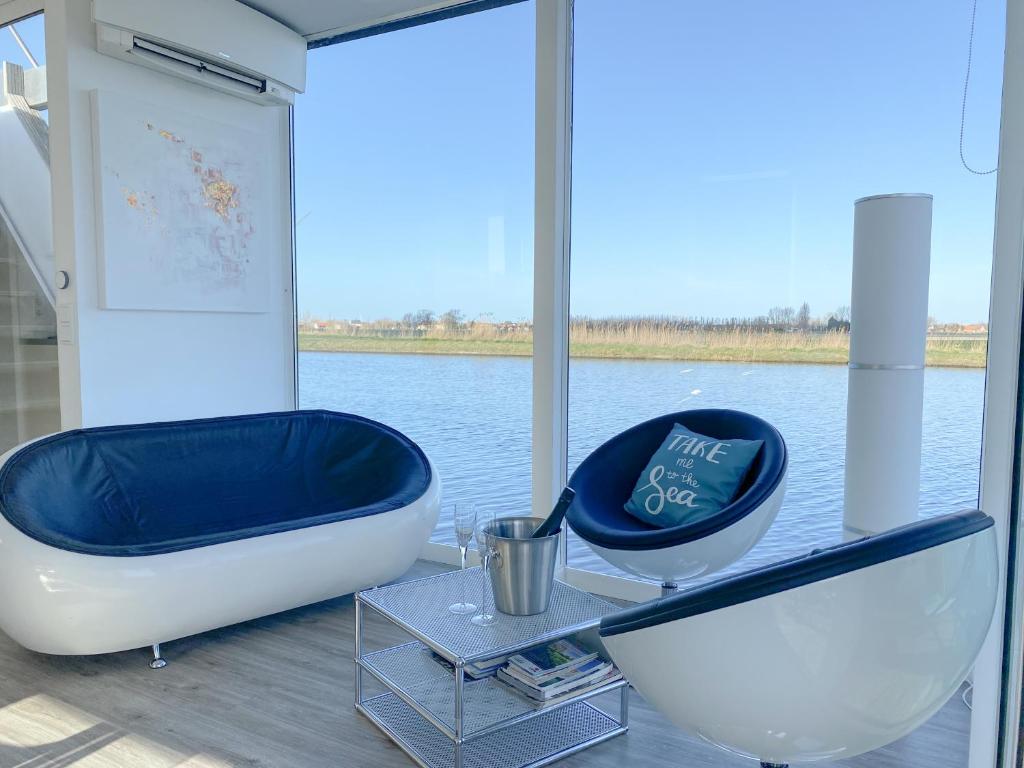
[44,0,295,427]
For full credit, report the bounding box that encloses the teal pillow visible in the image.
[624,424,763,529]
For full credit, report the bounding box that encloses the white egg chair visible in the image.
[599,509,998,766]
[567,409,787,592]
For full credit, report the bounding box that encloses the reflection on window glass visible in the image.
[0,13,46,121]
[567,0,1004,581]
[0,12,58,452]
[0,13,45,67]
[294,4,535,545]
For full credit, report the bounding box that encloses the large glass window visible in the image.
[294,3,535,546]
[0,12,59,454]
[567,0,1004,581]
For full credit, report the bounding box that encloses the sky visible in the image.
[294,0,1005,325]
[0,13,45,125]
[0,13,44,68]
[3,5,1003,325]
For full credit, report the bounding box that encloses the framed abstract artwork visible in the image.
[90,89,270,312]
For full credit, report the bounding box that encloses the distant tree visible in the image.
[827,316,851,333]
[768,306,796,328]
[412,309,435,328]
[797,302,811,330]
[833,305,851,323]
[400,309,436,331]
[440,309,464,331]
[926,315,937,329]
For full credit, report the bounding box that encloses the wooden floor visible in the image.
[0,561,971,768]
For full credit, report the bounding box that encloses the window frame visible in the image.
[290,2,1024,763]
[0,2,42,27]
[535,0,1024,760]
[970,2,1024,765]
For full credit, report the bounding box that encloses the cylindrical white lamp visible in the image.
[843,193,932,538]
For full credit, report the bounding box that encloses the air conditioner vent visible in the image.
[92,0,306,106]
[131,37,267,95]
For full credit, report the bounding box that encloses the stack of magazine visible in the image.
[426,647,509,680]
[495,639,622,708]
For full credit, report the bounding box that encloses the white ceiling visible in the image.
[238,1,472,43]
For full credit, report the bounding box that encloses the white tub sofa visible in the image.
[0,410,440,665]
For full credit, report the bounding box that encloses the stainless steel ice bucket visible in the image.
[483,516,559,616]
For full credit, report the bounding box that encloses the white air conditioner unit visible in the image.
[92,0,306,106]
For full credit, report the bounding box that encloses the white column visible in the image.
[843,193,932,538]
[532,0,572,524]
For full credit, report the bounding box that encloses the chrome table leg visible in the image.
[454,661,465,768]
[149,643,167,670]
[354,598,363,706]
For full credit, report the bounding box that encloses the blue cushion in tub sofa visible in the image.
[0,410,432,557]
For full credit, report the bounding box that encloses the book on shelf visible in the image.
[506,639,599,679]
[501,656,609,690]
[494,638,623,708]
[498,660,618,700]
[424,646,508,680]
[532,670,623,708]
[466,653,509,679]
[497,666,622,708]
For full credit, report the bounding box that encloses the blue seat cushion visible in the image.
[0,410,431,557]
[567,409,787,551]
[624,423,763,529]
[599,509,993,637]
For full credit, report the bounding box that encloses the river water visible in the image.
[299,351,983,581]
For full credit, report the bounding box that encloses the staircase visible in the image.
[0,60,59,452]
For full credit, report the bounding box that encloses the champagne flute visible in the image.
[448,502,478,614]
[471,512,497,627]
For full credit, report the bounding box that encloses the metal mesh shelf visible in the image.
[355,569,628,767]
[361,640,627,738]
[359,568,619,663]
[359,692,625,768]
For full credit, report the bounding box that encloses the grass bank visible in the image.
[298,328,987,368]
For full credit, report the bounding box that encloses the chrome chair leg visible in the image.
[660,581,678,597]
[760,762,788,768]
[149,643,167,669]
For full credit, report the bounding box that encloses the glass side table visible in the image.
[355,567,629,768]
